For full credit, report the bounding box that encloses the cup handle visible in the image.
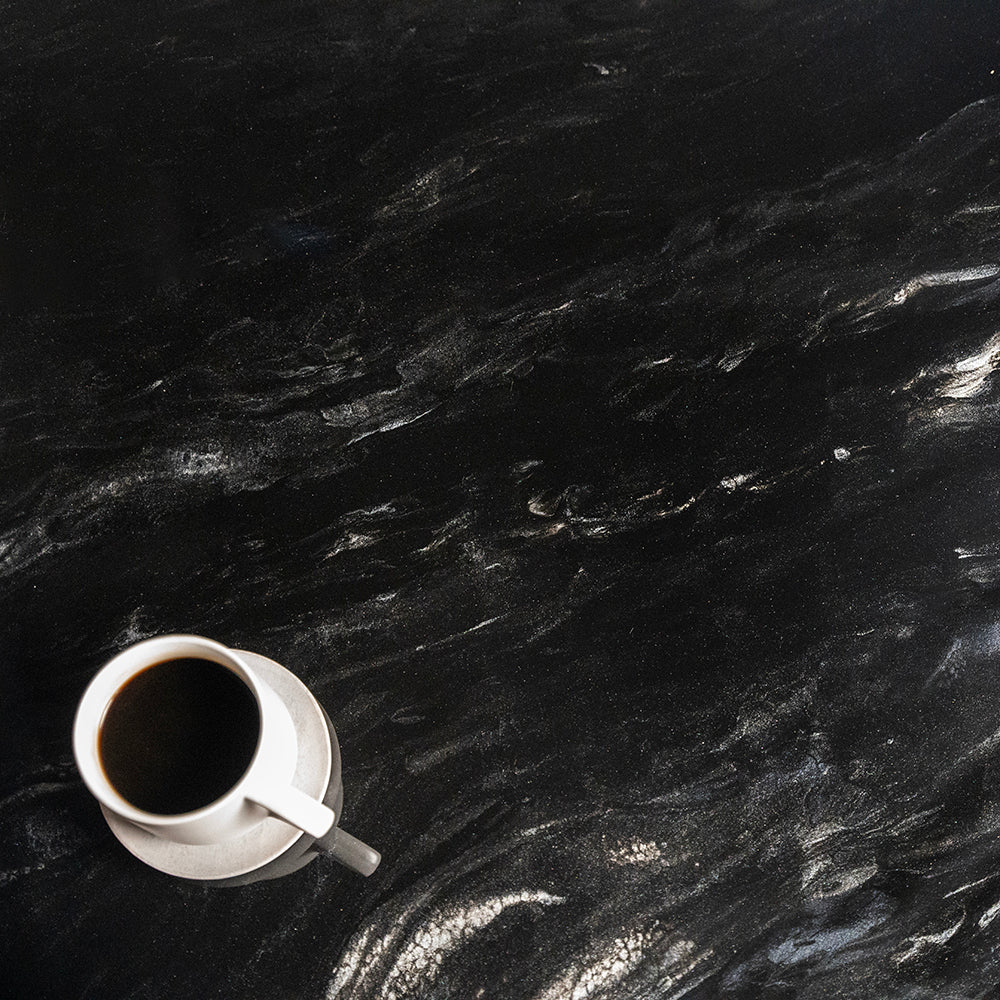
[247,783,335,839]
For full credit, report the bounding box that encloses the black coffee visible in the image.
[98,657,260,814]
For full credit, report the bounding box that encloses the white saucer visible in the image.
[101,650,332,881]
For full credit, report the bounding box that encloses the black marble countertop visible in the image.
[6,1,1000,996]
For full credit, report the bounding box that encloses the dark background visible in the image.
[5,1,1000,997]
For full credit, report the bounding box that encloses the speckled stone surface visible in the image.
[6,2,1000,997]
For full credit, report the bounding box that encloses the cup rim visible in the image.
[73,634,266,828]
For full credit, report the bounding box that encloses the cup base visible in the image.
[101,650,341,883]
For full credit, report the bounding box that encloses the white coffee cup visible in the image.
[73,635,335,845]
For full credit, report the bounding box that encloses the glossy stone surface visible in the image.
[6,1,1000,997]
